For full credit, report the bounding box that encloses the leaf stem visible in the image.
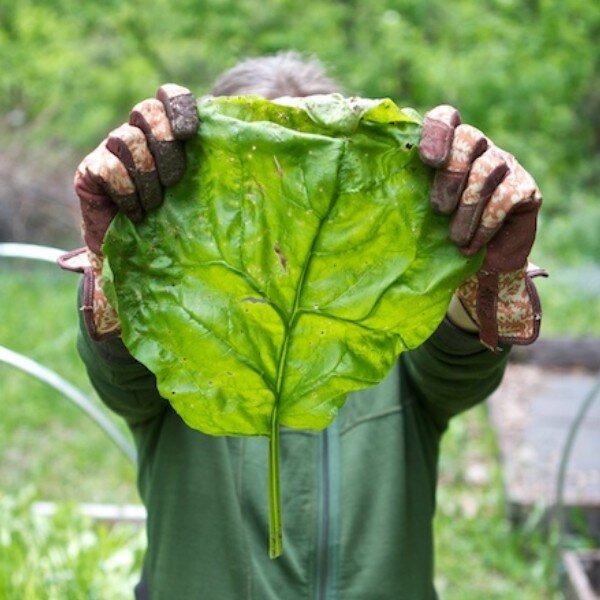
[267,141,347,559]
[268,404,283,559]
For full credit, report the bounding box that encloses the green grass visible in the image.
[0,262,137,504]
[0,488,145,600]
[0,260,596,597]
[435,403,598,599]
[435,405,560,599]
[529,251,600,338]
[0,262,142,596]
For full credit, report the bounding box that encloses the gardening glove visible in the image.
[419,105,547,351]
[58,84,199,340]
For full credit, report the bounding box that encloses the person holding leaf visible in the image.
[60,52,545,599]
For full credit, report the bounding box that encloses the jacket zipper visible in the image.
[315,420,340,600]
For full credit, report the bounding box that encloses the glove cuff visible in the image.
[58,248,121,341]
[456,262,547,351]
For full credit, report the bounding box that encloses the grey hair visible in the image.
[210,51,342,99]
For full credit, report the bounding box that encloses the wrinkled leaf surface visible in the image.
[103,95,481,437]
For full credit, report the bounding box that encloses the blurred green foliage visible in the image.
[0,488,144,599]
[1,0,599,267]
[0,263,137,503]
[0,2,598,283]
[4,2,599,146]
[1,5,598,594]
[0,265,572,598]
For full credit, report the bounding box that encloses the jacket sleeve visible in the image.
[76,284,167,426]
[400,317,510,431]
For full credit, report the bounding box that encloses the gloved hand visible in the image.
[59,84,199,340]
[419,105,547,351]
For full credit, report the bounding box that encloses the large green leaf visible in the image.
[103,94,482,557]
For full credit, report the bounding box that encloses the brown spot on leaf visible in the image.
[273,243,288,272]
[242,296,268,304]
[273,155,283,177]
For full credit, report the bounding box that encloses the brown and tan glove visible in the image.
[58,84,199,340]
[420,105,547,351]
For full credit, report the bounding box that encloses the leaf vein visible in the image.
[179,304,276,392]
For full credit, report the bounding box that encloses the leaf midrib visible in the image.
[272,139,348,421]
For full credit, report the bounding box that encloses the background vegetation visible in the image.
[2,265,581,599]
[1,0,599,597]
[2,0,599,333]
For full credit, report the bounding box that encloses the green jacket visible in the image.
[77,303,509,600]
